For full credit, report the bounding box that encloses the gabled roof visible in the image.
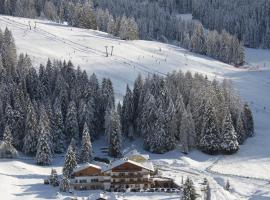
[73,163,101,173]
[102,159,154,172]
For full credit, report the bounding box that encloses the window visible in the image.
[119,173,125,177]
[79,179,87,183]
[91,179,99,183]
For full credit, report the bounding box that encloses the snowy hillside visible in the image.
[0,15,270,200]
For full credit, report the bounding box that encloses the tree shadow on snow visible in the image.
[14,183,58,199]
[249,190,270,200]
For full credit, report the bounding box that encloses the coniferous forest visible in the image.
[0,28,254,165]
[0,0,245,66]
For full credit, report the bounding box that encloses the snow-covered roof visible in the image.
[73,163,101,173]
[102,159,154,172]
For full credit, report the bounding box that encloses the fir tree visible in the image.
[3,125,13,146]
[23,102,38,155]
[63,144,77,178]
[108,111,122,158]
[49,169,59,187]
[60,176,70,192]
[190,23,206,54]
[121,85,134,139]
[65,101,79,144]
[80,123,93,163]
[243,103,254,137]
[220,108,239,154]
[180,107,196,154]
[199,101,220,154]
[36,131,52,166]
[182,177,197,200]
[52,98,65,153]
[2,28,17,75]
[236,113,246,145]
[225,180,230,191]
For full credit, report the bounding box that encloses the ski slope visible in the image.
[0,15,270,200]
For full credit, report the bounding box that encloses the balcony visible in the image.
[111,179,152,185]
[111,173,149,178]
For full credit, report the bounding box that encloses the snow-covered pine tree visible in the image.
[63,143,77,178]
[127,17,139,40]
[164,98,176,151]
[59,176,70,192]
[49,169,59,187]
[133,74,143,134]
[141,91,157,151]
[199,100,220,154]
[181,177,197,200]
[149,105,168,154]
[2,28,17,75]
[220,108,239,154]
[36,128,52,166]
[100,78,115,134]
[80,123,93,163]
[108,110,122,158]
[105,106,113,143]
[243,103,254,137]
[183,32,191,49]
[117,102,122,118]
[121,85,134,139]
[52,98,65,153]
[3,125,13,146]
[190,22,206,54]
[65,101,79,144]
[236,113,246,145]
[23,102,38,155]
[174,93,186,140]
[180,105,196,154]
[80,0,97,30]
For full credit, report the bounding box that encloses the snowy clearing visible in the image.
[0,15,270,200]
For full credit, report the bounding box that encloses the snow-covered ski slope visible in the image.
[0,15,270,200]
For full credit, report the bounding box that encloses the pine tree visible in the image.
[80,123,93,163]
[35,105,53,165]
[52,98,65,153]
[220,108,239,154]
[108,111,122,158]
[100,78,115,134]
[121,85,134,139]
[3,125,13,146]
[182,177,197,200]
[190,23,206,54]
[243,103,254,137]
[175,94,186,140]
[36,131,52,166]
[180,106,196,154]
[49,169,59,187]
[199,101,220,154]
[23,102,38,155]
[80,1,97,29]
[2,28,17,75]
[65,101,79,144]
[236,113,246,145]
[60,176,70,192]
[225,180,230,191]
[63,144,77,178]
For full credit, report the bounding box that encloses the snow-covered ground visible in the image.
[0,15,270,200]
